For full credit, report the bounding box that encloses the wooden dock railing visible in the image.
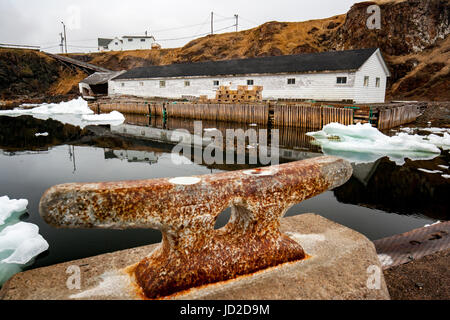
[90,101,419,130]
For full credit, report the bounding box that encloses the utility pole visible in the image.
[235,14,239,32]
[59,32,65,53]
[61,21,67,53]
[211,12,214,35]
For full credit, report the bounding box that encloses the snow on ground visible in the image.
[307,123,444,165]
[0,196,49,286]
[0,98,125,128]
[442,174,450,179]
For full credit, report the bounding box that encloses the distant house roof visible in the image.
[81,71,126,85]
[115,48,382,80]
[98,38,113,47]
[123,35,155,39]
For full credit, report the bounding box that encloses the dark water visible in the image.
[0,114,448,271]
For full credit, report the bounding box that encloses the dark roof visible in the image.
[98,38,113,47]
[123,35,155,39]
[115,48,379,80]
[81,71,126,85]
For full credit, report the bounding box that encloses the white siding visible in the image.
[354,51,389,103]
[110,72,359,102]
[107,38,123,51]
[122,37,153,51]
[106,37,154,51]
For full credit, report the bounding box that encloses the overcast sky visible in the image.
[0,0,358,53]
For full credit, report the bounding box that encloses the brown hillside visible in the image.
[0,48,87,101]
[69,0,449,101]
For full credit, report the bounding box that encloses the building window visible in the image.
[141,39,146,42]
[337,77,347,84]
[185,81,190,87]
[115,42,119,45]
[121,83,125,87]
[139,82,144,86]
[376,77,381,87]
[247,79,254,85]
[287,78,296,85]
[160,80,166,88]
[128,39,133,42]
[213,80,220,86]
[364,76,370,87]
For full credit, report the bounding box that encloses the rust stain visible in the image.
[39,156,352,299]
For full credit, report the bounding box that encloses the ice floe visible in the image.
[0,196,49,286]
[81,111,125,125]
[417,168,443,174]
[425,221,441,227]
[0,196,28,226]
[307,123,443,165]
[0,98,125,128]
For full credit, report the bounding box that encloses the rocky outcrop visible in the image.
[331,0,449,55]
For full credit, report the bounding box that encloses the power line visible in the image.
[151,17,233,34]
[155,24,237,42]
[238,16,261,27]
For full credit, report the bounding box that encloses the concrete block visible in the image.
[0,214,390,300]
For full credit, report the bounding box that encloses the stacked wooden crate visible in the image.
[213,85,263,103]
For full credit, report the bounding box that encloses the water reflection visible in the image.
[0,113,448,273]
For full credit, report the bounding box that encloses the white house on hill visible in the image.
[98,34,156,52]
[105,48,391,104]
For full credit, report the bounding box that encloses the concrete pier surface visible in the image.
[0,214,390,300]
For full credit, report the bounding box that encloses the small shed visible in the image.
[79,71,126,99]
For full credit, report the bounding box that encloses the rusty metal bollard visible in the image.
[40,156,352,299]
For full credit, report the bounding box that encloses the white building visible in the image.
[108,48,390,104]
[98,35,156,52]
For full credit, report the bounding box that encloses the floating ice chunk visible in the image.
[424,221,441,227]
[0,98,126,129]
[425,133,450,150]
[399,127,415,134]
[417,168,443,174]
[0,196,28,226]
[35,132,49,137]
[0,222,49,264]
[0,196,49,286]
[8,97,93,115]
[81,111,125,125]
[307,123,441,165]
[421,127,450,134]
